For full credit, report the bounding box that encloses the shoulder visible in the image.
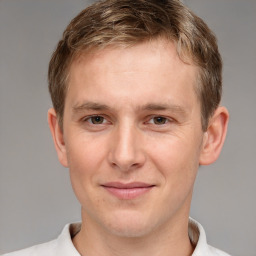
[1,223,81,256]
[207,245,231,256]
[189,218,232,256]
[1,239,58,256]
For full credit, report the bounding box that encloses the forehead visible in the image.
[67,39,199,110]
[70,38,193,71]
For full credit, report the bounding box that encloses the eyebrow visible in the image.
[72,102,111,113]
[140,103,187,114]
[72,101,188,116]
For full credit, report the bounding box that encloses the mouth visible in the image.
[101,182,155,200]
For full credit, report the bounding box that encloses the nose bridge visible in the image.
[109,120,144,171]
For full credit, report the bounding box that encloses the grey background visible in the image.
[0,0,255,255]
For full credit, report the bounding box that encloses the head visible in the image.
[47,0,229,242]
[48,0,222,132]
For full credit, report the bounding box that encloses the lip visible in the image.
[101,182,155,200]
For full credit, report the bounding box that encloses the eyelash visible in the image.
[147,116,170,125]
[82,115,173,126]
[83,115,108,125]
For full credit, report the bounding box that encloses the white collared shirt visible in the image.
[2,218,231,256]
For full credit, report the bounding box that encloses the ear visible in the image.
[48,108,68,167]
[199,106,229,165]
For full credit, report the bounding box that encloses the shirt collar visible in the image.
[189,217,211,256]
[55,223,81,255]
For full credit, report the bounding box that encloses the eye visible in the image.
[86,116,106,124]
[149,116,168,125]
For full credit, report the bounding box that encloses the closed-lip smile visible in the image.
[101,182,155,200]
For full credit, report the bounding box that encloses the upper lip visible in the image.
[102,182,154,189]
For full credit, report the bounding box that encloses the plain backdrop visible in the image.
[0,0,255,255]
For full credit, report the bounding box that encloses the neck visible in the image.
[72,212,194,256]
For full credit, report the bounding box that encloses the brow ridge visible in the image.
[72,102,110,112]
[72,101,188,115]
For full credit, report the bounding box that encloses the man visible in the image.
[3,0,230,255]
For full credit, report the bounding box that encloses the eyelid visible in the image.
[146,115,174,125]
[81,114,175,126]
[83,115,109,124]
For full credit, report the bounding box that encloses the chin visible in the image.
[103,211,158,238]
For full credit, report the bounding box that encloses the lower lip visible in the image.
[103,186,153,200]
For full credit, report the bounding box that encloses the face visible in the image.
[54,40,208,237]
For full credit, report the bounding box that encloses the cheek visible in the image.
[66,131,106,172]
[65,134,107,200]
[142,134,202,218]
[148,134,201,187]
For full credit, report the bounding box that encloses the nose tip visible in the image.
[108,126,146,172]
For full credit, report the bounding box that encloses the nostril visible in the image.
[109,158,144,172]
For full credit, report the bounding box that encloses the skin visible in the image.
[48,39,229,256]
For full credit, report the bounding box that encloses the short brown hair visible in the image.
[48,0,222,131]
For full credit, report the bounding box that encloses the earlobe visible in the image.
[48,108,68,167]
[199,106,229,165]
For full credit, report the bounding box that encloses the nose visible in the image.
[108,123,146,172]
